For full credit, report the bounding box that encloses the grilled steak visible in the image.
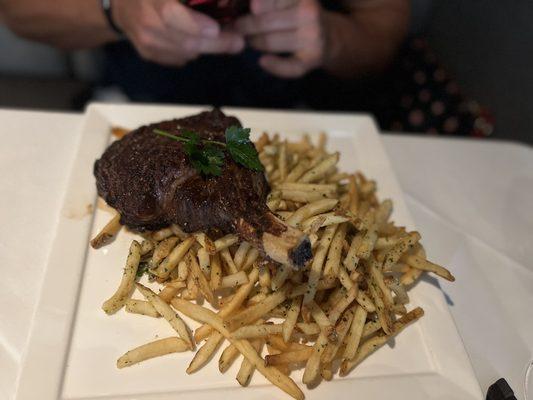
[94,109,312,268]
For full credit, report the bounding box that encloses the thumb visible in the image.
[251,0,299,14]
[159,1,220,37]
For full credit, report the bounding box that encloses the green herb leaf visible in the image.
[178,131,200,156]
[136,261,150,279]
[225,126,264,171]
[226,142,264,171]
[180,130,200,144]
[225,125,252,144]
[203,145,225,175]
[153,129,184,142]
[189,144,225,176]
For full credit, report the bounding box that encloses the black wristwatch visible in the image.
[101,0,124,37]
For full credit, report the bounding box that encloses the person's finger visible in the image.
[134,34,197,66]
[158,0,220,37]
[183,32,245,55]
[234,8,302,35]
[259,54,308,78]
[149,49,194,66]
[248,31,305,53]
[250,0,299,15]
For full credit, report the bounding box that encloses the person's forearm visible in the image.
[0,0,117,49]
[322,0,410,78]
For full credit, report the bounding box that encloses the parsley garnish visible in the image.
[225,126,264,172]
[190,144,225,176]
[154,126,263,176]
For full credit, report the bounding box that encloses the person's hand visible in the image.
[233,0,326,78]
[113,0,245,66]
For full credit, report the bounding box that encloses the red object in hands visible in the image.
[182,0,249,23]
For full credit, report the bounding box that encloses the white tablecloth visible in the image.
[1,110,532,400]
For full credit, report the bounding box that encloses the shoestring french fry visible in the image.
[286,159,310,182]
[343,231,364,271]
[220,270,249,288]
[136,283,193,349]
[231,323,283,339]
[338,264,354,290]
[296,322,321,336]
[356,220,378,260]
[323,223,347,277]
[286,198,338,228]
[187,331,224,374]
[151,236,195,279]
[322,307,355,363]
[225,285,290,331]
[151,226,174,242]
[210,253,222,290]
[214,234,239,251]
[242,247,259,270]
[169,224,189,240]
[188,251,215,304]
[266,334,311,352]
[375,236,400,251]
[150,237,179,269]
[401,266,424,286]
[306,300,334,340]
[140,239,154,255]
[279,190,331,203]
[276,182,338,195]
[219,343,240,373]
[265,348,313,366]
[197,247,211,275]
[237,338,264,386]
[382,232,421,271]
[125,299,159,318]
[194,269,259,342]
[193,232,216,254]
[340,308,424,376]
[401,253,455,281]
[248,291,267,305]
[327,285,358,325]
[299,153,339,183]
[90,213,122,249]
[303,224,337,304]
[234,242,251,269]
[159,281,185,303]
[258,262,272,290]
[117,337,189,368]
[272,265,291,291]
[356,290,376,313]
[283,297,302,342]
[343,305,367,361]
[102,240,140,314]
[300,212,349,232]
[368,257,394,307]
[368,273,393,335]
[220,248,238,274]
[278,141,288,182]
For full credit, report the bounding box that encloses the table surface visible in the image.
[1,109,532,400]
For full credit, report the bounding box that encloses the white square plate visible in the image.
[16,103,483,400]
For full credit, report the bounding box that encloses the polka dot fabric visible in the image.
[382,37,495,137]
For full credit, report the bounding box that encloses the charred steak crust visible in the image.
[94,110,272,234]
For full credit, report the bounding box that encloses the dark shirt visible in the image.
[102,1,374,110]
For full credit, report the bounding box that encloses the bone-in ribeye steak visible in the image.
[94,109,311,268]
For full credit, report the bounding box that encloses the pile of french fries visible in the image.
[94,132,455,400]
